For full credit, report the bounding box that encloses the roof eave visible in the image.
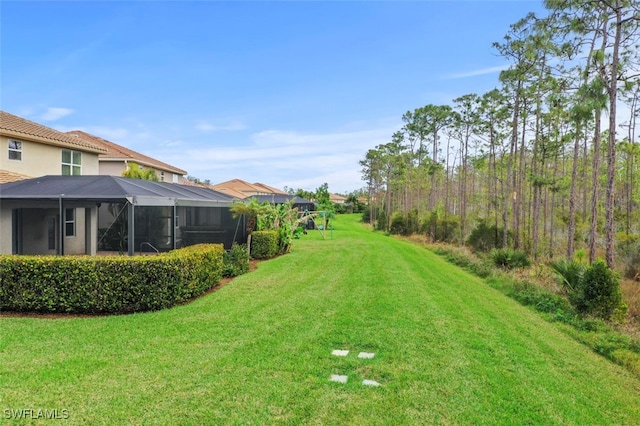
[0,129,107,154]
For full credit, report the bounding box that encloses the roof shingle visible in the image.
[66,130,187,175]
[0,169,32,184]
[0,111,106,153]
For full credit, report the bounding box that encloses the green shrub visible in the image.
[223,243,250,277]
[616,233,640,280]
[548,259,585,294]
[467,220,511,252]
[375,210,387,231]
[0,244,224,314]
[576,260,626,321]
[511,281,573,315]
[431,246,492,278]
[490,248,531,270]
[250,231,279,259]
[361,206,372,224]
[389,212,411,235]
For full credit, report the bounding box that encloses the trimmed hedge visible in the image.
[0,244,224,314]
[223,243,250,277]
[250,231,279,259]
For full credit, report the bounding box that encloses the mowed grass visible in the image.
[2,215,640,425]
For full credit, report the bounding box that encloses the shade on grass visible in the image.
[2,214,640,424]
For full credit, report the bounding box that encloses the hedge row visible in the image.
[250,231,279,259]
[0,244,224,314]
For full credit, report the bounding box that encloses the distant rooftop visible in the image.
[67,130,187,175]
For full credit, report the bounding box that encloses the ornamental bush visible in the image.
[250,231,279,259]
[223,243,250,277]
[0,244,224,314]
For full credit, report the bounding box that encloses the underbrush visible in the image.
[428,243,640,379]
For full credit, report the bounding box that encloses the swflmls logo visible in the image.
[3,408,69,420]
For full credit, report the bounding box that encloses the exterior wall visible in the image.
[0,206,13,254]
[98,161,127,176]
[0,202,98,255]
[99,160,183,183]
[63,207,88,255]
[0,135,100,176]
[158,170,182,183]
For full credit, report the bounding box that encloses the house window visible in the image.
[173,174,179,183]
[8,139,22,161]
[160,171,165,182]
[62,149,82,175]
[65,208,75,237]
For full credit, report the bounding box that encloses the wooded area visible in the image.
[360,0,640,277]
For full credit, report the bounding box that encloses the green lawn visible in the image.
[2,214,640,425]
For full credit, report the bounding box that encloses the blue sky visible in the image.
[1,0,547,194]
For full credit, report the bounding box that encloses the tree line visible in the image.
[360,0,639,274]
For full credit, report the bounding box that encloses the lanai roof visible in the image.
[249,194,314,206]
[0,175,233,206]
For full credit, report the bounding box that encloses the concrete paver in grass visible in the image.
[329,349,381,386]
[329,374,348,384]
[358,352,375,359]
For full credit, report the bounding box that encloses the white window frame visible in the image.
[8,139,22,161]
[62,149,82,175]
[64,208,76,237]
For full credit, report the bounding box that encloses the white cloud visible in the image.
[446,65,509,79]
[177,126,395,193]
[195,120,246,132]
[40,107,74,121]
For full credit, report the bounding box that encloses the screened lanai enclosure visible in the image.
[0,176,248,256]
[98,203,245,253]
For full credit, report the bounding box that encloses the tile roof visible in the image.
[330,193,348,203]
[211,186,249,199]
[211,179,266,194]
[211,179,285,195]
[0,111,106,153]
[0,169,32,184]
[67,130,187,175]
[252,182,288,195]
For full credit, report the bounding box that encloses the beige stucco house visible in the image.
[0,110,107,255]
[66,130,187,183]
[1,110,105,179]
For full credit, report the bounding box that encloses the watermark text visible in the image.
[3,408,69,420]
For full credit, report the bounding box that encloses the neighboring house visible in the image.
[0,110,105,178]
[67,130,187,183]
[211,178,287,198]
[330,193,348,204]
[0,175,246,256]
[1,111,107,256]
